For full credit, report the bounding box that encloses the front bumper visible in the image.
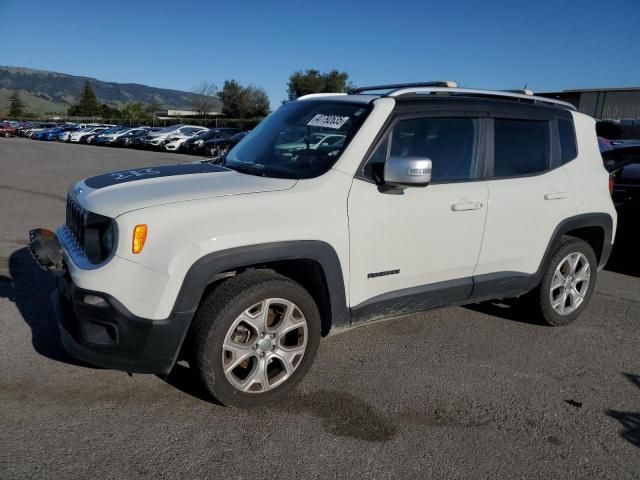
[29,228,191,374]
[54,273,191,374]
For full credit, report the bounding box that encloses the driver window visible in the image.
[362,117,479,183]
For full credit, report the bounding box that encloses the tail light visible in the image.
[609,176,614,195]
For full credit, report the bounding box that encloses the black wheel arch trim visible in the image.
[171,214,612,331]
[535,213,614,278]
[171,240,350,329]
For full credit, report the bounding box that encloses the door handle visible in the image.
[544,192,569,200]
[451,201,483,211]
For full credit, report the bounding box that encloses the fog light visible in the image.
[84,294,108,307]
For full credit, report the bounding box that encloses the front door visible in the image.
[347,115,488,320]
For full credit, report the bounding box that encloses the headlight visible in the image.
[84,214,117,264]
[101,222,114,252]
[195,139,204,145]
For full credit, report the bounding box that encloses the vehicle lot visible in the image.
[0,138,639,479]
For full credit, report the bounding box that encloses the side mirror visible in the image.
[383,156,432,188]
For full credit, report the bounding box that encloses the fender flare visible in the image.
[171,240,350,329]
[534,213,614,282]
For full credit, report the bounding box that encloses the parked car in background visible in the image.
[69,127,108,143]
[33,125,77,141]
[82,128,111,144]
[111,128,151,147]
[182,128,242,155]
[598,137,613,153]
[163,127,218,152]
[60,123,101,142]
[24,122,58,137]
[274,132,346,157]
[611,139,640,148]
[46,125,81,141]
[0,124,18,137]
[603,145,640,210]
[163,136,190,152]
[203,131,249,159]
[16,122,42,136]
[31,128,56,140]
[139,124,207,149]
[93,126,133,145]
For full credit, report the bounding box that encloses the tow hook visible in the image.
[28,228,65,274]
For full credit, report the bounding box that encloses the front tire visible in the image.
[528,237,597,326]
[190,270,321,408]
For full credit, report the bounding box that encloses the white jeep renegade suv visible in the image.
[29,82,616,408]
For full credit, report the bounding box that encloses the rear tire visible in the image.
[190,270,321,408]
[526,237,597,326]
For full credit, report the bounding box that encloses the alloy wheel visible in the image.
[549,252,591,315]
[222,298,308,393]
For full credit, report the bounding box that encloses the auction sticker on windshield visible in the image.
[306,114,350,130]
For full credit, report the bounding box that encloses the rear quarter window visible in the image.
[558,117,578,163]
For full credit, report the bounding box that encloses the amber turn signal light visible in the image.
[132,224,147,254]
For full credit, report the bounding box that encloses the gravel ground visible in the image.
[0,137,639,479]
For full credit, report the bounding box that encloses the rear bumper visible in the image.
[53,274,192,374]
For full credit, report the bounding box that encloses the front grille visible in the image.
[66,194,86,250]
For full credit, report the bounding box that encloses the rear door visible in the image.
[474,114,577,281]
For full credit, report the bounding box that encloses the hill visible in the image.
[0,66,221,114]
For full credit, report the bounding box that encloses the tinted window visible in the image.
[363,117,478,182]
[493,119,550,177]
[558,117,577,163]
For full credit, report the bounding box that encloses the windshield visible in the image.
[225,101,369,179]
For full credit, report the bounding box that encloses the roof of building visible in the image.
[540,87,640,94]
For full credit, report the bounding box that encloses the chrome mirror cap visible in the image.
[383,156,432,187]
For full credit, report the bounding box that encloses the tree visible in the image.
[286,69,351,100]
[8,91,25,118]
[218,80,245,118]
[218,80,271,118]
[191,81,218,117]
[100,103,120,119]
[74,80,102,116]
[243,86,270,118]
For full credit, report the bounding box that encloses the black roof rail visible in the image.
[348,81,458,94]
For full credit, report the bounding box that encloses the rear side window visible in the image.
[558,117,578,163]
[493,119,550,177]
[363,117,479,183]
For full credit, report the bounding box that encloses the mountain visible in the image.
[0,66,221,114]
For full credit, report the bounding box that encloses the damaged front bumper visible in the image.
[28,228,65,273]
[27,228,189,374]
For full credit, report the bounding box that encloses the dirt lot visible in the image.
[1,137,639,479]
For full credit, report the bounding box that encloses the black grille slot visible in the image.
[66,194,86,249]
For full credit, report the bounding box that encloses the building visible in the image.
[538,87,640,120]
[154,109,222,119]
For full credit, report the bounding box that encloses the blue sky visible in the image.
[1,0,638,108]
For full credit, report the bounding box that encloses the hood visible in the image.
[72,163,296,218]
